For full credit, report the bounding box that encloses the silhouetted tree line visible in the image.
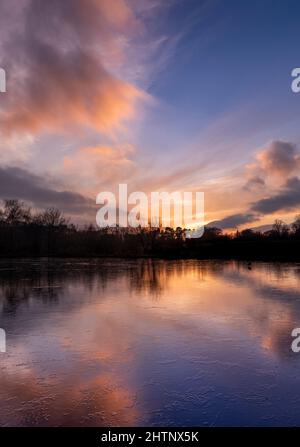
[1,199,300,259]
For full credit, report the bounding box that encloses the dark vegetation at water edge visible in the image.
[1,200,300,260]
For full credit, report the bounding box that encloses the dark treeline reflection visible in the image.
[2,259,300,426]
[2,258,300,325]
[0,258,210,313]
[0,257,300,311]
[2,200,300,259]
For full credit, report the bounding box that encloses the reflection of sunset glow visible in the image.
[1,259,300,426]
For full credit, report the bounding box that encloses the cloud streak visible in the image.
[251,177,300,214]
[208,213,259,230]
[0,166,93,215]
[62,144,136,194]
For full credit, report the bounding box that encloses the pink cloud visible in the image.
[0,0,149,139]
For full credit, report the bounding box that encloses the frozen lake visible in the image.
[1,258,300,426]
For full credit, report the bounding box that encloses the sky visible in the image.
[1,0,300,229]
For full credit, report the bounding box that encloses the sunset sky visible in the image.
[1,0,300,229]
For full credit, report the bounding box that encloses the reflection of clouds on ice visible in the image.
[1,259,300,426]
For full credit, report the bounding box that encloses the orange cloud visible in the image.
[3,63,146,136]
[245,140,300,186]
[0,0,148,139]
[62,144,137,194]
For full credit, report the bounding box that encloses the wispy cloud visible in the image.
[62,144,137,195]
